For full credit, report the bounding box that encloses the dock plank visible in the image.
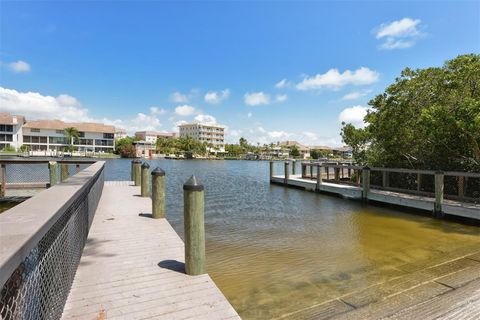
[62,181,239,320]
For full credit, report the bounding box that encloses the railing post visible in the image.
[0,164,6,197]
[458,176,465,198]
[60,163,69,182]
[48,161,58,187]
[334,167,340,183]
[417,173,421,191]
[269,161,274,181]
[76,164,81,173]
[301,163,306,178]
[284,161,290,185]
[434,171,444,217]
[362,166,370,200]
[309,160,314,179]
[356,169,361,184]
[316,164,322,191]
[134,160,142,186]
[183,176,206,275]
[292,160,296,175]
[151,168,166,219]
[131,160,135,181]
[326,166,330,180]
[382,171,389,188]
[141,162,150,197]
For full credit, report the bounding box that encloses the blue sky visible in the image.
[1,1,479,146]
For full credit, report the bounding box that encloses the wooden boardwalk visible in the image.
[62,181,239,320]
[271,175,480,221]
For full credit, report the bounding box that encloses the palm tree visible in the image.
[64,127,80,152]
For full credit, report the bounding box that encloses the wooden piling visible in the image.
[301,163,306,178]
[133,160,142,186]
[284,161,290,185]
[458,176,465,198]
[151,168,166,219]
[434,171,444,217]
[316,164,322,191]
[183,176,206,276]
[269,161,274,181]
[362,166,370,200]
[309,160,314,179]
[334,167,340,183]
[417,173,422,192]
[48,161,58,187]
[0,164,6,197]
[382,171,389,188]
[76,164,81,173]
[292,160,297,175]
[60,164,69,182]
[131,160,135,181]
[141,162,150,197]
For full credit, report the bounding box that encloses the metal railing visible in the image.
[299,162,480,204]
[0,159,96,198]
[0,161,105,319]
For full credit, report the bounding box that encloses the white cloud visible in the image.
[107,113,162,134]
[341,90,371,101]
[375,18,424,50]
[175,105,196,116]
[170,92,189,103]
[150,106,167,115]
[204,89,230,104]
[247,112,252,118]
[244,92,271,106]
[338,105,370,127]
[194,114,217,125]
[275,79,290,88]
[268,131,289,139]
[276,94,288,102]
[0,87,91,122]
[296,67,379,90]
[8,60,30,73]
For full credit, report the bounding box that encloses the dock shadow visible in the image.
[158,260,185,274]
[138,213,153,218]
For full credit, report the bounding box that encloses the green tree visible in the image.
[290,145,300,158]
[115,136,137,158]
[341,54,480,171]
[64,127,81,152]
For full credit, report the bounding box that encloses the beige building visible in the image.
[278,140,311,159]
[134,131,178,144]
[178,123,225,153]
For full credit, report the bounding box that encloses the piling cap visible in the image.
[141,162,150,169]
[183,175,204,191]
[285,161,290,165]
[133,159,142,164]
[151,167,165,176]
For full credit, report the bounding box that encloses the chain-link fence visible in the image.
[0,162,104,320]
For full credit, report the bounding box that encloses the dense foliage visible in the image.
[115,137,137,158]
[341,54,480,171]
[64,127,80,152]
[156,136,209,155]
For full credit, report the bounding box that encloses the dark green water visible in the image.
[103,159,480,319]
[0,202,17,214]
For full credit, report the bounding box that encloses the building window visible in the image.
[30,128,40,133]
[49,136,68,144]
[0,134,13,142]
[78,131,85,137]
[103,133,114,139]
[0,125,13,132]
[56,130,64,134]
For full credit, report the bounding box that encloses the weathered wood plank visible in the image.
[62,182,239,320]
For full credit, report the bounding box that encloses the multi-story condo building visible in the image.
[178,122,225,153]
[134,131,178,144]
[0,113,116,154]
[0,113,26,150]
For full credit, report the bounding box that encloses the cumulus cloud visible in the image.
[375,18,424,50]
[0,87,91,122]
[244,92,270,106]
[204,89,230,104]
[275,79,290,88]
[8,60,31,73]
[341,90,371,101]
[296,67,379,90]
[276,94,288,102]
[150,106,167,115]
[338,105,370,127]
[106,113,162,134]
[170,92,189,103]
[194,114,217,125]
[175,105,196,116]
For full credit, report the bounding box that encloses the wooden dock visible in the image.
[62,181,239,320]
[271,175,480,221]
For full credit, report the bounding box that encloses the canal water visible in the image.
[103,159,480,319]
[3,159,479,318]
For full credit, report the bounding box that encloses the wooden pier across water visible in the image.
[62,181,239,320]
[270,162,480,221]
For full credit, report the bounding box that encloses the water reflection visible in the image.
[77,159,480,318]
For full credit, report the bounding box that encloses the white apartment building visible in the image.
[178,122,225,153]
[0,113,116,154]
[134,131,178,144]
[0,113,25,150]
